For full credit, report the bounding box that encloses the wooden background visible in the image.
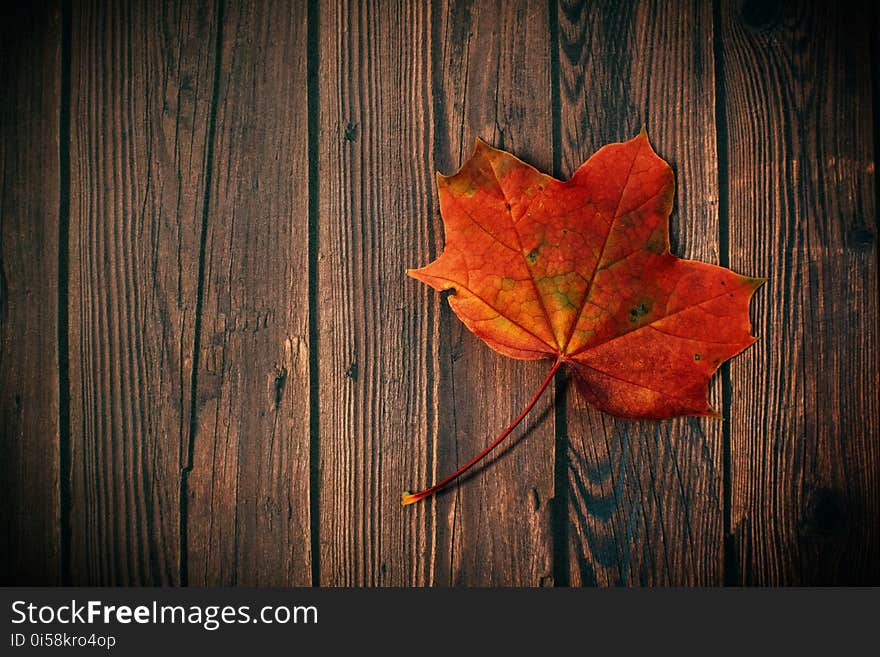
[1,0,877,586]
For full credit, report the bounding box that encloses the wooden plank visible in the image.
[68,0,218,584]
[316,0,441,586]
[721,0,879,584]
[428,0,557,586]
[0,1,62,585]
[555,0,723,585]
[186,0,312,586]
[315,0,557,587]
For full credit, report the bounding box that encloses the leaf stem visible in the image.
[402,358,563,506]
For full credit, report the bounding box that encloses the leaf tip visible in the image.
[744,275,767,295]
[705,405,723,420]
[636,124,655,151]
[473,136,493,158]
[406,267,431,284]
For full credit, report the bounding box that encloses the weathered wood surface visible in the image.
[555,0,724,586]
[67,0,218,585]
[0,1,63,585]
[429,0,557,587]
[1,0,877,586]
[720,0,879,584]
[316,0,441,586]
[186,0,312,588]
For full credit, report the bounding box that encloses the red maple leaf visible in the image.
[404,130,763,505]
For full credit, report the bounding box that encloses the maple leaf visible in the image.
[404,130,763,505]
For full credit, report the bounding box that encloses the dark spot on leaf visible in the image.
[343,121,358,142]
[527,249,539,264]
[505,203,512,211]
[628,302,650,322]
[645,239,664,253]
[721,280,726,286]
[694,353,701,361]
[345,361,358,381]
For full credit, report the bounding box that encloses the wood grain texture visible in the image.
[555,0,724,585]
[317,0,441,586]
[68,0,218,584]
[0,1,62,585]
[186,0,312,586]
[430,0,556,586]
[721,0,879,584]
